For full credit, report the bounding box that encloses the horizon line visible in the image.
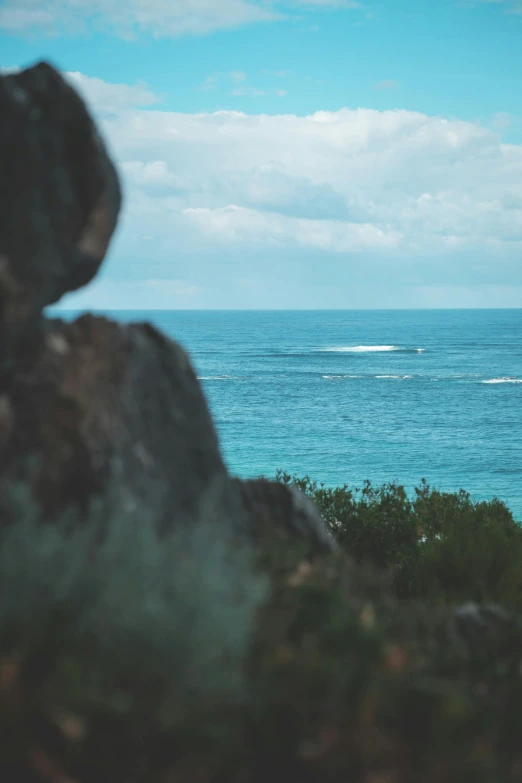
[48,307,522,312]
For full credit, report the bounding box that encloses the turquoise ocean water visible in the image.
[62,309,522,518]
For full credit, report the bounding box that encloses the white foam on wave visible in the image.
[321,345,425,354]
[322,374,361,380]
[322,345,399,353]
[482,377,522,385]
[197,375,235,381]
[375,375,412,379]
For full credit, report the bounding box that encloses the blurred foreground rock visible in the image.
[0,62,121,370]
[0,61,336,553]
[0,313,240,528]
[234,478,339,554]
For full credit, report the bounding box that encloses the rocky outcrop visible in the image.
[233,478,339,554]
[0,62,121,371]
[0,61,336,554]
[0,314,240,530]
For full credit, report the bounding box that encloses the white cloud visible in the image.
[121,160,193,195]
[0,0,282,36]
[60,77,522,288]
[0,0,364,37]
[9,68,522,306]
[0,7,55,32]
[65,72,160,114]
[183,205,402,251]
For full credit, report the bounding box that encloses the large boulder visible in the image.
[0,62,121,369]
[0,61,335,555]
[0,313,240,529]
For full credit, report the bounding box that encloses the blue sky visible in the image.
[1,0,522,309]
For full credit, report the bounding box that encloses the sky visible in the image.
[1,0,522,309]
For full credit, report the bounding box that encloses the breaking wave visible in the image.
[198,375,238,381]
[482,378,522,385]
[319,345,425,354]
[322,374,361,380]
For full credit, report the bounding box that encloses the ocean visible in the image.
[62,309,522,519]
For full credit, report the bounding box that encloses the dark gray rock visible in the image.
[0,314,241,531]
[232,478,339,555]
[0,61,121,367]
[0,61,335,555]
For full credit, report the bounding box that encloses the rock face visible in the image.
[0,315,240,530]
[233,478,339,554]
[0,61,336,554]
[0,62,121,371]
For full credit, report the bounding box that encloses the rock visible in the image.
[0,62,121,368]
[450,602,515,654]
[0,61,335,556]
[232,478,339,555]
[0,314,241,530]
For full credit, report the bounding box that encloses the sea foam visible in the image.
[320,345,425,354]
[322,345,399,353]
[198,375,236,381]
[482,378,522,384]
[322,374,360,380]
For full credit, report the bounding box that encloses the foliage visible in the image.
[249,542,522,783]
[277,471,522,611]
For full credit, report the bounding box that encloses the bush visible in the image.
[276,471,522,610]
[409,486,522,608]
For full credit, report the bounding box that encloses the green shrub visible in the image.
[409,487,522,608]
[277,472,421,571]
[276,472,522,610]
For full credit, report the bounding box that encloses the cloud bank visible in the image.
[53,71,522,308]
